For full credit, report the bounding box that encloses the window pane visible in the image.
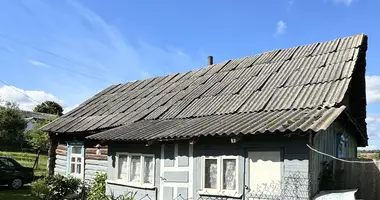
[71,164,75,173]
[205,159,217,189]
[77,157,81,163]
[118,155,128,180]
[72,146,82,154]
[76,164,81,174]
[130,156,141,183]
[71,157,75,162]
[223,159,236,190]
[143,157,154,184]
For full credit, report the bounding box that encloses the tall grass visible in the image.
[0,151,48,176]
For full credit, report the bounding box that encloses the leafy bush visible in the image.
[87,172,107,200]
[31,174,81,200]
[87,172,136,200]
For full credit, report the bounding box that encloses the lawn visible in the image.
[0,186,38,200]
[0,151,48,176]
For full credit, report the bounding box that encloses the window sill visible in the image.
[198,189,242,198]
[106,180,156,190]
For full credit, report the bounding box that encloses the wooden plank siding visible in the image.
[54,143,67,176]
[84,145,108,181]
[53,142,108,181]
[310,120,358,196]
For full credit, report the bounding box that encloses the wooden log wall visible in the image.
[54,143,67,175]
[84,145,108,181]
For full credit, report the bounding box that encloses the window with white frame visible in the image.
[116,153,155,186]
[202,156,238,192]
[69,145,83,176]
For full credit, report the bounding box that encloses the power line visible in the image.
[0,46,113,83]
[0,32,102,71]
[0,79,41,104]
[307,144,378,164]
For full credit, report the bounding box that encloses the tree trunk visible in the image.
[48,135,58,176]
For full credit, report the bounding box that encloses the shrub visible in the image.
[31,174,81,200]
[87,172,107,200]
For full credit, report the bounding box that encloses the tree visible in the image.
[34,101,63,116]
[373,151,380,160]
[0,102,27,149]
[25,119,53,152]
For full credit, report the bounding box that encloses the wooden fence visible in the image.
[334,159,380,200]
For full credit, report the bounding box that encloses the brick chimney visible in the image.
[208,56,213,65]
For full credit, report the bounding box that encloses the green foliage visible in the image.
[106,192,136,200]
[33,101,63,116]
[25,119,52,151]
[0,101,27,148]
[373,151,380,160]
[87,172,108,200]
[31,174,81,200]
[357,153,365,159]
[86,172,136,200]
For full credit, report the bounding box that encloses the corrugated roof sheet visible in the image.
[87,106,346,141]
[42,34,368,141]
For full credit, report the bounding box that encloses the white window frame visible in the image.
[69,145,84,179]
[114,152,155,188]
[201,155,239,195]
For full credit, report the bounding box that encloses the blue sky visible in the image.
[0,0,379,149]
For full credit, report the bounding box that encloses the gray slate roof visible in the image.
[42,34,367,143]
[22,110,56,120]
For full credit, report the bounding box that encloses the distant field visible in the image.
[0,151,48,176]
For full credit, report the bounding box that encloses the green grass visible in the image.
[0,151,48,176]
[0,186,38,200]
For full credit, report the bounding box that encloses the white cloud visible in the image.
[28,59,50,68]
[358,145,378,151]
[366,76,380,104]
[330,0,355,6]
[0,85,64,111]
[275,20,287,36]
[364,114,380,149]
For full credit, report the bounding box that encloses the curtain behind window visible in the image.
[223,159,236,190]
[130,156,141,182]
[144,157,154,184]
[205,159,218,189]
[118,155,128,180]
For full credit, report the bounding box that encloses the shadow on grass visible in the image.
[0,185,38,200]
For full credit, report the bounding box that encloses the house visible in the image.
[22,110,56,131]
[41,34,368,199]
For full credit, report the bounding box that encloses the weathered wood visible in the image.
[48,137,58,176]
[334,159,380,200]
[57,144,68,151]
[85,164,107,172]
[85,159,107,167]
[56,149,67,156]
[56,158,66,167]
[55,167,66,175]
[85,148,108,155]
[85,154,107,160]
[56,155,66,160]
